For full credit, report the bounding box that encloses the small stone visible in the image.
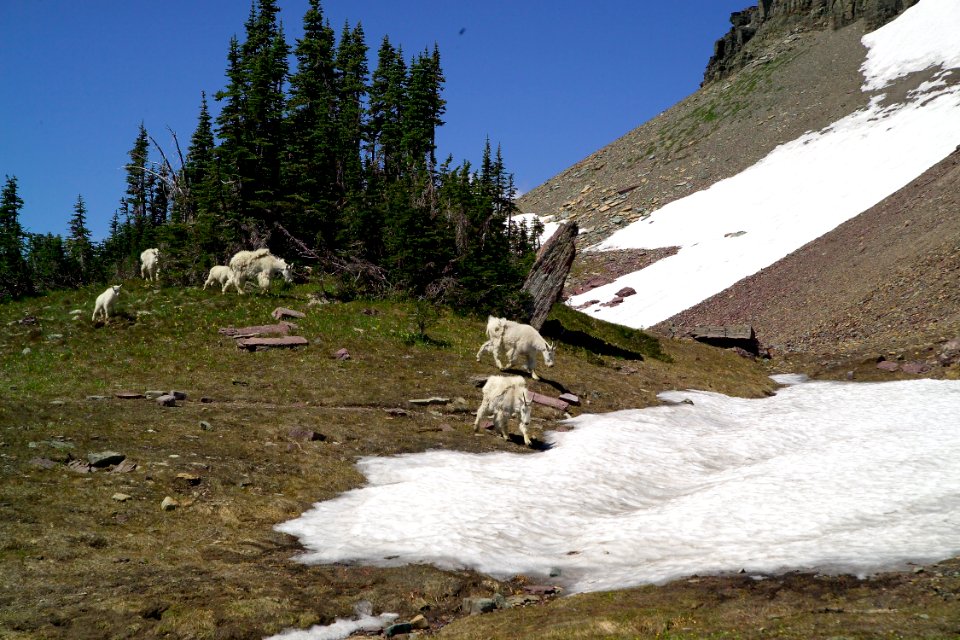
[272,307,306,320]
[115,392,145,400]
[408,397,449,406]
[29,457,58,469]
[170,390,187,401]
[463,597,500,615]
[175,473,201,486]
[156,394,177,407]
[21,347,31,355]
[112,493,132,502]
[558,393,581,406]
[144,390,166,399]
[384,622,413,637]
[289,426,325,441]
[160,496,179,511]
[66,460,92,473]
[111,460,138,473]
[88,451,125,468]
[334,347,351,360]
[199,421,212,431]
[409,614,429,630]
[86,395,109,401]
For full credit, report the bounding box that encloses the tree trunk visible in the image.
[522,222,578,330]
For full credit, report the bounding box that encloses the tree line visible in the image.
[1,0,543,316]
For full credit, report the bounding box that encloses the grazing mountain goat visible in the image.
[92,285,122,322]
[475,315,514,369]
[477,316,555,380]
[140,248,160,282]
[228,248,293,294]
[474,375,535,446]
[203,265,238,294]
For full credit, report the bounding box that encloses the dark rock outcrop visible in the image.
[522,222,578,330]
[703,0,918,85]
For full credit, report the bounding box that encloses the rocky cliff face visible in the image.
[703,0,918,85]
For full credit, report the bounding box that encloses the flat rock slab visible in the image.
[115,392,145,400]
[272,307,306,320]
[530,392,570,412]
[219,322,294,338]
[237,336,308,351]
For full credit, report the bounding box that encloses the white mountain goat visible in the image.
[477,316,556,380]
[474,375,535,446]
[140,248,160,282]
[203,265,238,294]
[92,285,122,322]
[228,248,293,294]
[475,315,514,369]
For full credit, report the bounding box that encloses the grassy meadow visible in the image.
[3,280,954,639]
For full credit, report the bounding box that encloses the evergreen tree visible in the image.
[125,123,151,244]
[333,21,368,207]
[181,92,216,222]
[402,46,446,172]
[214,35,248,222]
[26,233,71,293]
[67,194,94,284]
[0,175,32,300]
[215,0,290,235]
[285,0,340,249]
[367,36,407,177]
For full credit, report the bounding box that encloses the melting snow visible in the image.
[277,378,960,594]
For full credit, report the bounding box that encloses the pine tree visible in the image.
[181,92,216,222]
[125,123,151,243]
[402,46,445,172]
[67,194,94,285]
[368,36,407,177]
[0,175,32,299]
[285,0,340,249]
[26,233,71,293]
[334,21,369,206]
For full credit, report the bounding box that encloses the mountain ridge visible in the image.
[518,0,959,370]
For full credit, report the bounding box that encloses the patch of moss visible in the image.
[541,304,669,362]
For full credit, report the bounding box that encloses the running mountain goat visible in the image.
[92,285,121,322]
[474,375,535,446]
[140,248,160,282]
[228,249,293,294]
[476,316,555,380]
[203,265,238,294]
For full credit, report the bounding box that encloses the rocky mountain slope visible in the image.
[518,0,959,368]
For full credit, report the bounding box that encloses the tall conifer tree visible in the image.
[67,194,94,284]
[285,0,340,249]
[0,175,32,299]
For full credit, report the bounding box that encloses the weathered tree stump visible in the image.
[522,221,578,330]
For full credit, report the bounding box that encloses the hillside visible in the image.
[518,0,960,374]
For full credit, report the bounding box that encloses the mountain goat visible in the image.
[203,265,238,294]
[474,375,535,446]
[140,248,160,282]
[477,316,556,380]
[228,248,293,294]
[92,285,121,322]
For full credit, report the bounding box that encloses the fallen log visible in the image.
[236,336,309,351]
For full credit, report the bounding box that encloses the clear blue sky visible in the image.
[0,1,749,241]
